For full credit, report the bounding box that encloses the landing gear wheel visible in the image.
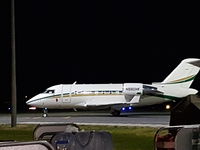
[110,109,121,116]
[42,113,48,117]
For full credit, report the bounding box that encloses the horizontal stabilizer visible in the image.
[188,59,200,67]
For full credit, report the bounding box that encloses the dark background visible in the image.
[0,0,199,112]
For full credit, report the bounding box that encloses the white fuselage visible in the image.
[26,83,198,110]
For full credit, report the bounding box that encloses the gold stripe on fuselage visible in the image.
[53,93,123,99]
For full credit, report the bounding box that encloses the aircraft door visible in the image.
[62,97,71,103]
[61,84,71,103]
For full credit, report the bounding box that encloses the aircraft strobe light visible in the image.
[165,104,171,110]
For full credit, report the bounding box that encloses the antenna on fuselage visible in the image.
[72,81,77,85]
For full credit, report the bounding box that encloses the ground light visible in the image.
[165,104,171,110]
[121,106,134,113]
[29,107,37,110]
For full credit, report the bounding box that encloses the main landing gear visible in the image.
[110,109,121,116]
[110,106,134,116]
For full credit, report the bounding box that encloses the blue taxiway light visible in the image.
[121,106,134,112]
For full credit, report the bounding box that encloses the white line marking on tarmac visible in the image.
[63,117,71,119]
[32,117,42,119]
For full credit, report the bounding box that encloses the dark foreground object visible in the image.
[154,126,200,150]
[170,95,200,126]
[51,131,113,150]
[0,141,54,150]
[0,124,113,150]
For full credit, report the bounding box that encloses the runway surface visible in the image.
[0,112,170,127]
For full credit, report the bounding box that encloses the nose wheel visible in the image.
[42,108,48,117]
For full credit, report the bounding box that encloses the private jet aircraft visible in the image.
[26,58,200,116]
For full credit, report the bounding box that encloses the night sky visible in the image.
[0,1,199,111]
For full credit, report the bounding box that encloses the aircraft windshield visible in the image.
[44,89,55,94]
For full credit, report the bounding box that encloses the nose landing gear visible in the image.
[42,108,48,117]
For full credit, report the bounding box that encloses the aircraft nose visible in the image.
[26,97,39,106]
[26,98,34,105]
[26,94,44,107]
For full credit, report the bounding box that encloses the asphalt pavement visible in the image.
[0,112,170,127]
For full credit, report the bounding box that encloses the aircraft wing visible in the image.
[85,102,127,108]
[83,100,139,109]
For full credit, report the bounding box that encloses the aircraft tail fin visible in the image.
[161,58,200,88]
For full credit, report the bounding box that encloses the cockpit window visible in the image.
[44,90,55,94]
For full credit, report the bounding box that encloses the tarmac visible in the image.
[0,111,170,127]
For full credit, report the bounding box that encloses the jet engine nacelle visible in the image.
[123,83,163,103]
[123,83,143,95]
